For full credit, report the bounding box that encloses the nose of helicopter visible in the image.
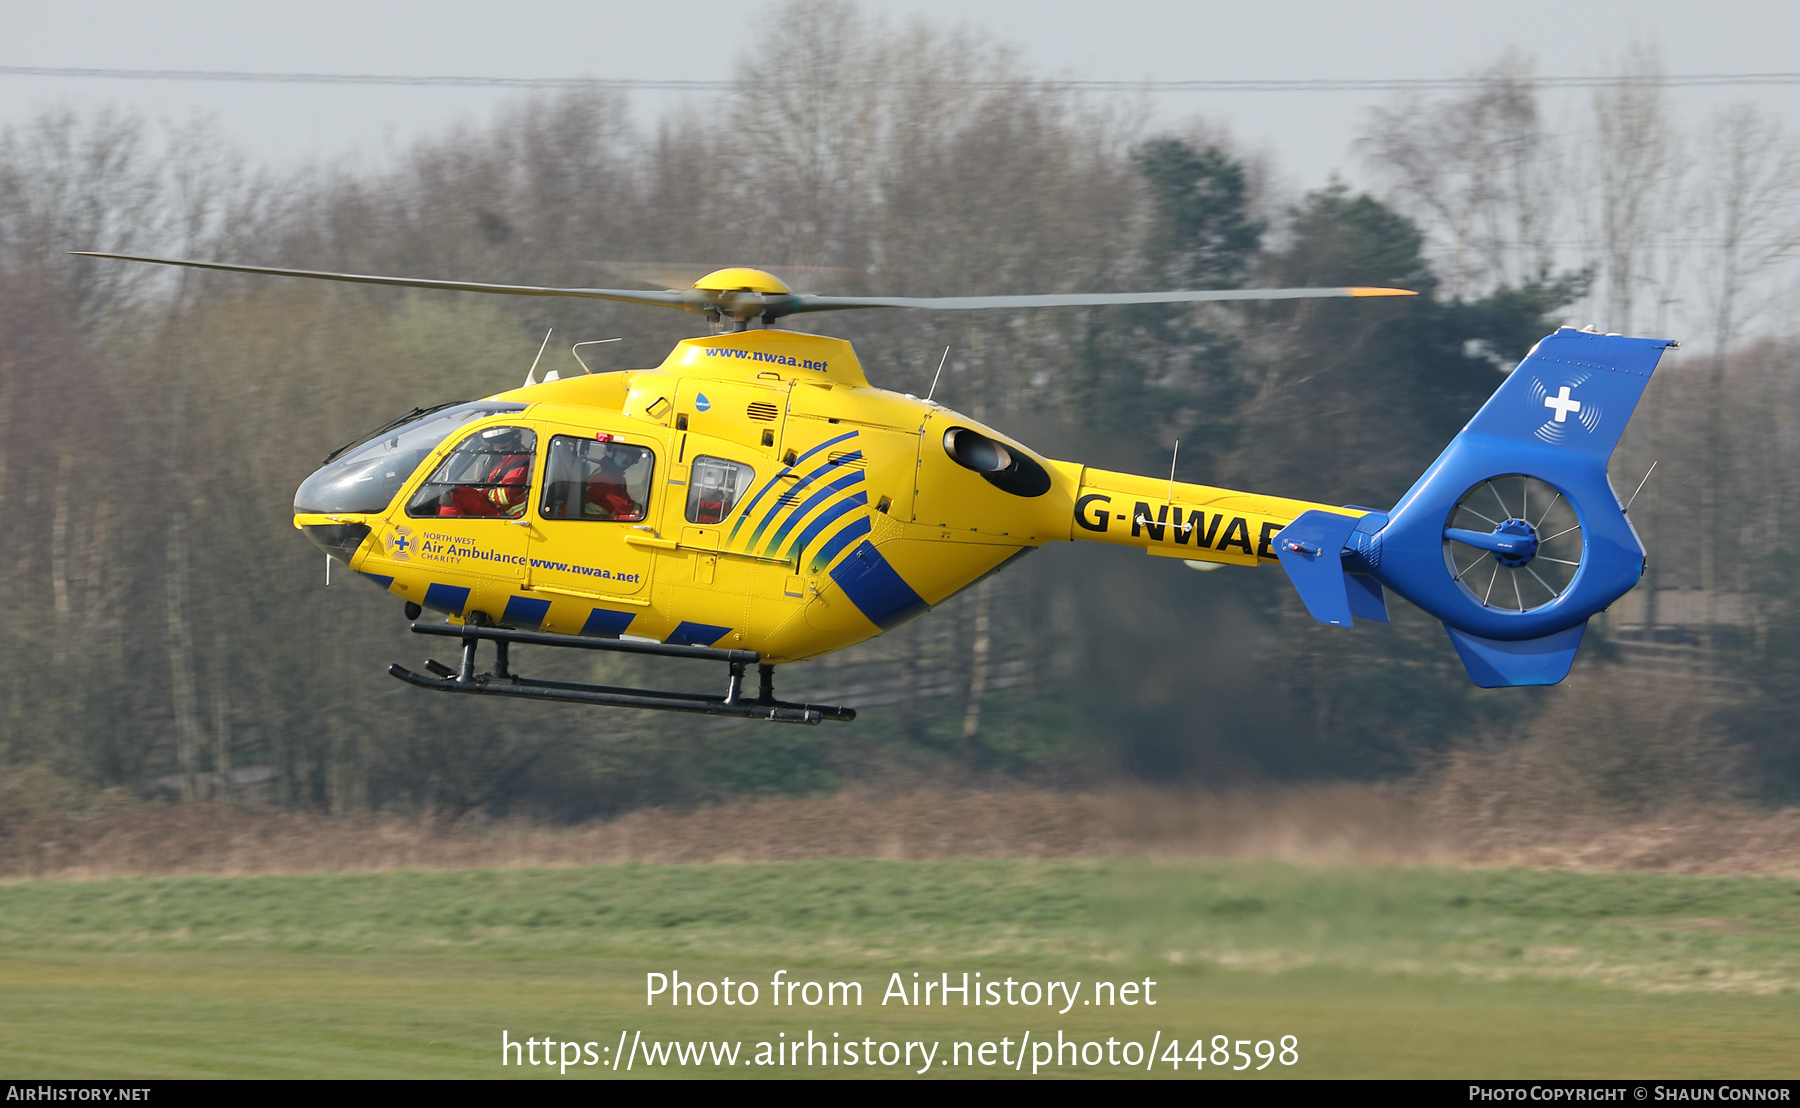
[300,518,373,564]
[292,445,395,569]
[291,399,535,564]
[294,451,383,565]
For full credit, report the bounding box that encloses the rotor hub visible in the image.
[1490,518,1539,567]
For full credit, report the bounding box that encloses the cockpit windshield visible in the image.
[294,401,529,515]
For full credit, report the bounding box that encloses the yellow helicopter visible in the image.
[75,253,1674,721]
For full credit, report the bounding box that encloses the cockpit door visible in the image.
[393,425,535,610]
[525,429,659,609]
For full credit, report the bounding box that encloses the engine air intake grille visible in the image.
[746,402,779,422]
[826,450,867,470]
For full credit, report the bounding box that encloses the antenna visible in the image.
[925,346,950,403]
[571,337,622,375]
[524,328,553,387]
[1624,460,1658,512]
[1167,439,1193,533]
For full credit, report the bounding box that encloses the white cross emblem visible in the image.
[1544,385,1582,423]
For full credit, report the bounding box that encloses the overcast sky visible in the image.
[4,0,1799,191]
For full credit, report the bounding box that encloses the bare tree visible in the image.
[1689,105,1800,630]
[1587,44,1685,335]
[726,0,893,269]
[0,110,164,328]
[1692,105,1800,363]
[1360,53,1566,299]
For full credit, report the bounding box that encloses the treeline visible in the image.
[1,2,1796,818]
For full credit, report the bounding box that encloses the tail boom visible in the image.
[1064,466,1361,568]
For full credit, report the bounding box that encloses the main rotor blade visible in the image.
[72,252,1417,321]
[779,286,1416,314]
[69,252,695,310]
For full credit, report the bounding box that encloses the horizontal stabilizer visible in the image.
[1443,622,1586,688]
[1274,510,1363,627]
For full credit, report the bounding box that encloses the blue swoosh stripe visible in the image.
[758,451,859,522]
[808,515,872,574]
[817,447,862,466]
[743,453,862,553]
[725,430,859,545]
[759,469,865,558]
[785,491,868,565]
[727,468,794,545]
[792,430,860,468]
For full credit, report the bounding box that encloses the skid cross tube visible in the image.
[387,622,855,724]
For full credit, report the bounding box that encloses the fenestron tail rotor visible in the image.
[70,253,1415,326]
[1441,474,1582,613]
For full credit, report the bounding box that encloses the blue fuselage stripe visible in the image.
[668,621,732,647]
[830,540,928,630]
[502,596,552,629]
[581,608,635,637]
[423,582,470,615]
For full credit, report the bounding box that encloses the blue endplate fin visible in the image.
[1274,510,1363,628]
[1444,621,1586,688]
[1346,573,1389,623]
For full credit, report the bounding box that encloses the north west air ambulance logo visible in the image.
[1529,374,1602,444]
[389,525,413,561]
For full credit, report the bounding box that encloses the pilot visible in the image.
[446,427,533,518]
[584,449,638,520]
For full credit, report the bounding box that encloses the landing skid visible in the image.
[388,622,856,725]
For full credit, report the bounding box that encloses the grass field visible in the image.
[2,859,1797,1078]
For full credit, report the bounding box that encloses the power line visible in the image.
[3,65,1800,93]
